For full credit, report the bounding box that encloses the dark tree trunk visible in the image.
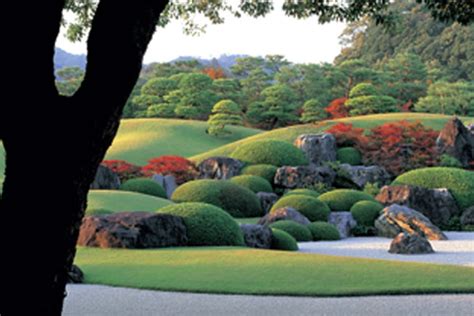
[0,1,168,314]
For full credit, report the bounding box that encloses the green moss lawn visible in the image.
[86,190,172,214]
[75,247,474,296]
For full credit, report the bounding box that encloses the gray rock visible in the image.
[436,117,474,167]
[152,174,177,198]
[375,214,402,238]
[78,212,188,248]
[240,224,273,249]
[258,207,311,226]
[376,185,460,226]
[389,232,434,255]
[294,133,337,165]
[90,165,121,190]
[274,165,335,189]
[460,206,474,226]
[198,157,243,180]
[256,192,279,214]
[375,204,447,241]
[338,164,392,189]
[328,212,357,239]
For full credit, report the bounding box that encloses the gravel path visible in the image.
[63,285,474,316]
[298,232,474,267]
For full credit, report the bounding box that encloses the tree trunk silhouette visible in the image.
[0,1,168,314]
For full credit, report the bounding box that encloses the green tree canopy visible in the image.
[300,99,328,123]
[415,81,474,116]
[207,99,243,136]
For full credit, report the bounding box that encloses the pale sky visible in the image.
[56,4,346,65]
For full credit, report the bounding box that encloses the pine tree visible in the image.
[300,99,328,123]
[207,100,243,136]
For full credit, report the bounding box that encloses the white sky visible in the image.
[56,4,346,65]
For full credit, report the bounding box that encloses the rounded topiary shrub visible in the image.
[171,179,262,217]
[229,175,273,193]
[284,189,320,199]
[307,222,340,241]
[271,195,330,222]
[269,220,312,242]
[86,208,113,216]
[230,139,308,167]
[336,147,362,165]
[271,228,298,251]
[120,178,167,198]
[241,164,278,183]
[350,201,384,227]
[318,189,375,212]
[393,167,474,210]
[157,202,244,246]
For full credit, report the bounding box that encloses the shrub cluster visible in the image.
[101,160,143,182]
[241,164,278,184]
[318,189,375,212]
[271,195,330,222]
[229,175,273,193]
[270,228,299,251]
[269,220,312,242]
[350,200,384,226]
[336,147,362,165]
[284,189,320,199]
[307,222,340,241]
[120,178,167,198]
[142,155,197,184]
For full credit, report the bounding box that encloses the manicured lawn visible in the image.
[191,113,474,163]
[87,190,173,214]
[105,118,261,165]
[75,247,474,297]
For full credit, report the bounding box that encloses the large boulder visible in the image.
[256,192,279,214]
[375,204,447,240]
[436,117,474,167]
[152,174,177,198]
[376,185,460,226]
[78,212,188,248]
[294,133,337,165]
[90,165,121,190]
[337,164,392,189]
[197,157,243,180]
[258,207,311,226]
[460,206,474,226]
[389,232,434,255]
[274,165,335,189]
[240,224,273,249]
[328,212,357,239]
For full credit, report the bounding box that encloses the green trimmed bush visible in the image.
[120,178,167,198]
[157,202,244,246]
[241,164,278,183]
[307,222,340,241]
[350,201,384,226]
[393,167,474,210]
[270,195,330,222]
[318,189,375,212]
[229,175,273,193]
[269,220,312,242]
[230,139,308,167]
[284,189,320,199]
[86,208,113,216]
[270,228,298,251]
[439,155,463,168]
[336,147,362,165]
[171,179,262,217]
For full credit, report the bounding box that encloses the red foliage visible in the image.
[325,97,349,119]
[326,123,367,147]
[101,160,143,182]
[142,155,197,184]
[363,121,439,175]
[401,100,413,112]
[202,67,226,80]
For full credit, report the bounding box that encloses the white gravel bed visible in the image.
[298,232,474,267]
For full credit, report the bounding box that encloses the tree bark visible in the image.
[0,1,168,314]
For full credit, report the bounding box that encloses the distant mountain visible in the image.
[54,48,86,70]
[171,54,249,70]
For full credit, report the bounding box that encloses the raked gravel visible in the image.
[298,232,474,267]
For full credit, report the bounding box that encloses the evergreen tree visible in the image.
[415,81,474,115]
[207,100,243,136]
[345,83,398,116]
[300,99,328,123]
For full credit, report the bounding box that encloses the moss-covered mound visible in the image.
[307,222,340,241]
[318,189,375,212]
[241,164,278,183]
[270,228,299,251]
[393,167,474,210]
[284,189,320,199]
[230,139,308,167]
[171,179,262,217]
[271,195,330,222]
[350,201,384,227]
[269,220,312,242]
[336,147,362,165]
[120,178,167,198]
[157,202,244,246]
[229,175,273,193]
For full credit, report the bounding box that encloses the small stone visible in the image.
[328,212,357,239]
[258,207,311,226]
[197,157,243,180]
[256,192,279,214]
[294,133,337,165]
[274,165,335,189]
[90,165,121,190]
[240,224,272,249]
[389,232,434,255]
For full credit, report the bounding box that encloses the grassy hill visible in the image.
[86,190,173,215]
[191,113,474,163]
[105,118,261,165]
